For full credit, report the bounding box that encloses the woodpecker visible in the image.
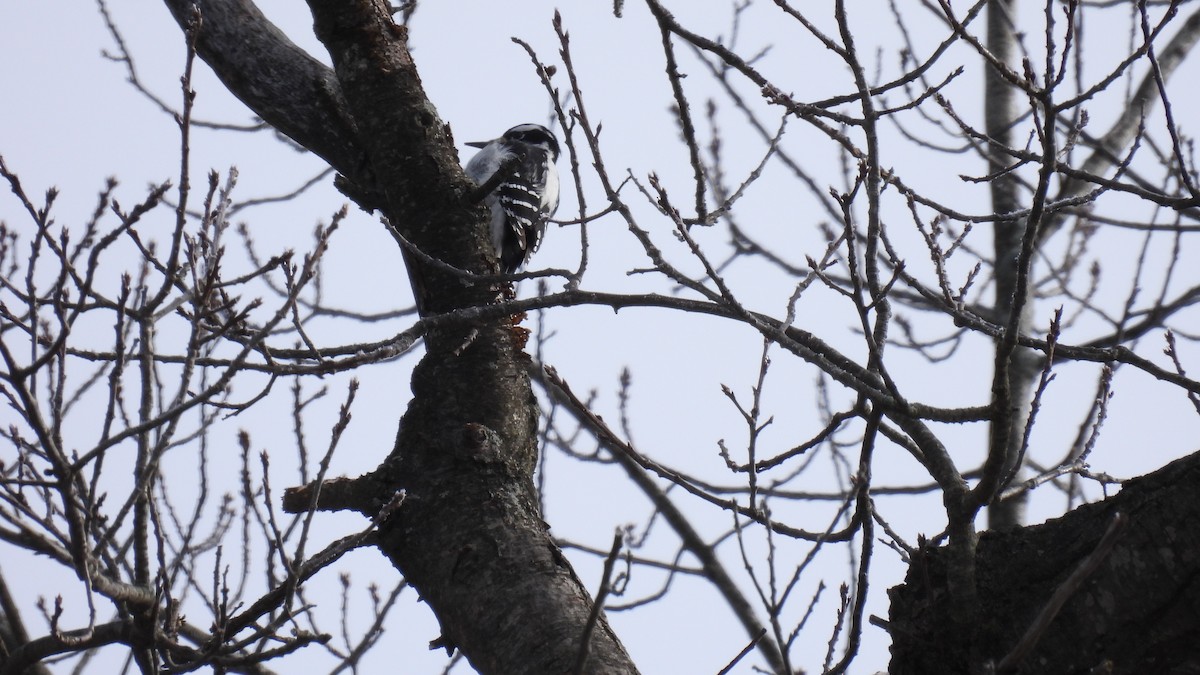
[464,123,561,274]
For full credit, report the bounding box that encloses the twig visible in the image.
[572,531,623,675]
[716,628,766,675]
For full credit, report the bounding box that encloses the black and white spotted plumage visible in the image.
[464,124,561,274]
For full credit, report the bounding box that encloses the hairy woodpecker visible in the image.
[464,123,561,274]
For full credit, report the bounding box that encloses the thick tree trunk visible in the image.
[162,1,638,672]
[889,451,1200,674]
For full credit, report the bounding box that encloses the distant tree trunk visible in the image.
[162,0,638,672]
[984,0,1035,531]
[889,451,1200,674]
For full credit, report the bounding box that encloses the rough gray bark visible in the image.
[161,0,637,672]
[889,451,1200,674]
[162,0,362,180]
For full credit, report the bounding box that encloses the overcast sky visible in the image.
[4,2,1200,673]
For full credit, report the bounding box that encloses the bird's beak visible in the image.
[465,140,489,149]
